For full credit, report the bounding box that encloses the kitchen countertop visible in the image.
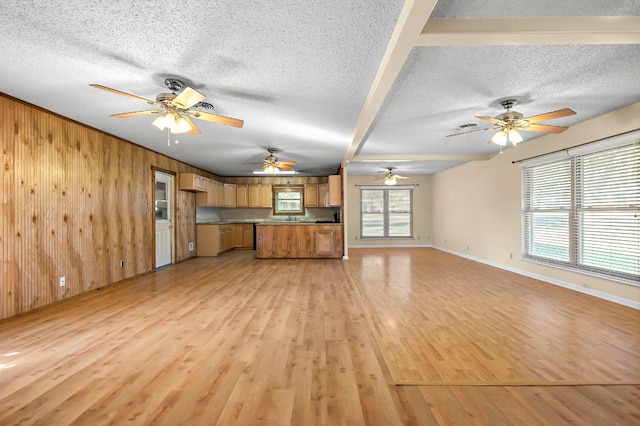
[197,221,341,225]
[255,222,342,225]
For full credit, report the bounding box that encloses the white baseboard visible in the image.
[434,246,640,310]
[347,243,433,249]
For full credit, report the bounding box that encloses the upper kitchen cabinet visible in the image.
[224,184,237,208]
[180,173,208,192]
[327,175,341,206]
[304,184,319,207]
[249,184,272,208]
[236,184,249,208]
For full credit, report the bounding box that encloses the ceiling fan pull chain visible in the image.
[167,128,171,146]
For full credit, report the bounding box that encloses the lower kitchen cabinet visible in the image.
[234,223,254,249]
[196,224,220,256]
[198,223,254,256]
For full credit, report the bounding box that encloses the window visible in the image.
[361,186,413,238]
[522,134,639,285]
[273,186,304,215]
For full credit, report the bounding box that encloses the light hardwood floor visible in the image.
[0,248,639,425]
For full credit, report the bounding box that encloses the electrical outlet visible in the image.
[188,242,194,252]
[120,260,124,268]
[59,276,65,287]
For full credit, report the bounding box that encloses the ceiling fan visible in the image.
[90,78,244,141]
[244,148,297,174]
[374,167,409,185]
[447,99,576,148]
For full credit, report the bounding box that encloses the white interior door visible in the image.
[155,171,174,268]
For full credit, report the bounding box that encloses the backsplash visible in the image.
[196,207,339,223]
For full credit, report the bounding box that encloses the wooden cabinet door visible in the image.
[236,184,249,208]
[243,224,254,248]
[318,183,329,207]
[234,224,244,247]
[315,229,335,257]
[248,184,260,208]
[180,173,207,192]
[259,184,272,208]
[215,181,224,207]
[224,184,237,207]
[304,184,319,207]
[196,225,220,256]
[328,175,341,206]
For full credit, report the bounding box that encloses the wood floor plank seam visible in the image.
[344,248,640,387]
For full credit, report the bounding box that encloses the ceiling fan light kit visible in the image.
[375,167,409,185]
[152,112,193,134]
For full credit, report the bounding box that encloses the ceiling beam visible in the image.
[352,154,490,162]
[341,0,438,167]
[417,16,640,46]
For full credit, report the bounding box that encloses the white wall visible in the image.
[431,101,640,306]
[346,175,433,247]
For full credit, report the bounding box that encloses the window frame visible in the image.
[272,186,304,215]
[521,133,640,286]
[360,185,414,239]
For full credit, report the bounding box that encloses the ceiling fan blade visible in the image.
[522,108,576,123]
[523,124,569,134]
[446,127,498,137]
[277,164,293,170]
[111,110,162,119]
[475,115,507,126]
[187,110,244,128]
[395,175,410,179]
[90,84,157,105]
[172,87,206,109]
[277,161,297,165]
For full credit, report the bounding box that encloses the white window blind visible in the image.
[522,140,639,285]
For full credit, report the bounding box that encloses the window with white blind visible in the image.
[521,134,640,286]
[361,186,413,238]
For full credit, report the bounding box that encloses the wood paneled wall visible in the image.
[0,94,207,320]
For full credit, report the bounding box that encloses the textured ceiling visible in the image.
[1,0,639,177]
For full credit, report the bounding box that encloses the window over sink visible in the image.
[273,186,305,215]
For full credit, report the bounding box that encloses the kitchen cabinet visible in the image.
[259,184,272,208]
[196,224,220,256]
[180,173,208,192]
[196,178,225,207]
[245,184,272,208]
[219,224,235,252]
[327,175,341,206]
[224,184,237,208]
[236,184,249,208]
[318,183,329,206]
[248,185,260,207]
[304,184,319,207]
[314,229,336,257]
[234,223,254,249]
[215,181,224,205]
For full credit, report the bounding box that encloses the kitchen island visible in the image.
[256,223,343,259]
